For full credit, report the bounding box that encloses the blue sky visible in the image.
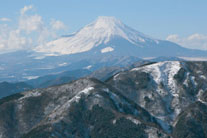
[0,0,207,51]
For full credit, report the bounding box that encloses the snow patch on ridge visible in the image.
[101,47,114,53]
[103,88,139,115]
[58,62,68,67]
[132,61,181,96]
[84,65,92,69]
[131,61,181,127]
[19,90,42,100]
[126,116,141,125]
[48,87,94,121]
[23,76,39,80]
[197,90,207,104]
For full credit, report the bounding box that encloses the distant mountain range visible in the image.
[0,82,32,98]
[0,61,206,138]
[0,16,207,83]
[0,57,184,99]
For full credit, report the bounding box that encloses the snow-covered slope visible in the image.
[132,61,181,97]
[34,16,158,55]
[107,61,207,133]
[0,78,167,138]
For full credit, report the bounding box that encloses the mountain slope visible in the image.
[107,61,207,134]
[173,101,207,138]
[0,78,168,138]
[0,61,207,138]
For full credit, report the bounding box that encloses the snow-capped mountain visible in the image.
[1,16,207,83]
[34,16,207,57]
[35,16,158,55]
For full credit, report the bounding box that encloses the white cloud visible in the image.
[19,5,44,34]
[19,15,43,33]
[7,30,32,50]
[20,5,33,15]
[0,18,11,22]
[38,28,56,44]
[0,25,32,52]
[166,34,179,42]
[50,19,66,30]
[0,5,68,53]
[166,33,207,50]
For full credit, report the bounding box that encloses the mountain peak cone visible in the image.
[34,16,207,58]
[35,16,151,55]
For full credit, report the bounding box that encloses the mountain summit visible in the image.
[86,16,152,43]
